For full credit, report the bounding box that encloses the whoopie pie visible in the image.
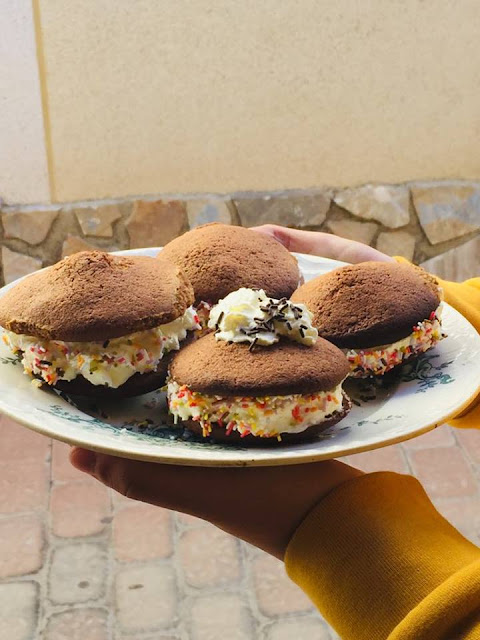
[159,223,301,317]
[291,261,444,377]
[0,251,199,397]
[167,288,351,444]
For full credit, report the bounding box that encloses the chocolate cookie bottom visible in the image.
[53,357,169,398]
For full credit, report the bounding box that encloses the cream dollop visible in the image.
[207,288,318,347]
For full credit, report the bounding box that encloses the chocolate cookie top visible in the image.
[159,223,300,304]
[169,332,349,396]
[0,251,194,341]
[291,261,440,349]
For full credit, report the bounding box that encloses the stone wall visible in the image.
[1,181,479,285]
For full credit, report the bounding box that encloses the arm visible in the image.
[441,276,480,429]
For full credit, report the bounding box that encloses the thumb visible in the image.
[252,224,394,264]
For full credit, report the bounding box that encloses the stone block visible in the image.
[2,209,58,245]
[2,247,42,284]
[326,218,378,244]
[186,199,232,228]
[412,184,480,244]
[0,415,50,462]
[49,543,107,604]
[0,514,44,578]
[127,199,187,248]
[114,504,172,561]
[0,458,49,514]
[345,444,408,474]
[189,593,253,640]
[376,230,416,260]
[115,563,177,632]
[0,582,38,640]
[334,185,410,228]
[433,496,480,544]
[75,204,122,237]
[44,608,108,640]
[265,617,332,640]
[421,235,480,281]
[252,554,313,617]
[403,424,455,449]
[50,479,110,538]
[409,447,477,498]
[179,526,241,588]
[235,192,330,228]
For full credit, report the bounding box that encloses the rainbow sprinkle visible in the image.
[346,308,445,377]
[167,379,344,438]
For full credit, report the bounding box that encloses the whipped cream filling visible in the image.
[3,306,200,388]
[167,379,344,438]
[346,305,445,377]
[208,288,318,347]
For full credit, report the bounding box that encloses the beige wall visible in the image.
[3,1,480,204]
[0,0,50,204]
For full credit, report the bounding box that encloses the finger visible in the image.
[252,224,394,264]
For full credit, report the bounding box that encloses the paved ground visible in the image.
[0,416,479,640]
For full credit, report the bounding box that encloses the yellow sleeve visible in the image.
[395,258,480,429]
[285,472,480,640]
[438,277,480,429]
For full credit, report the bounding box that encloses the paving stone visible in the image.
[117,636,178,640]
[189,593,253,640]
[186,199,232,228]
[44,608,108,640]
[114,504,172,561]
[179,526,241,588]
[0,514,44,578]
[112,490,137,509]
[0,582,38,640]
[409,447,477,498]
[2,209,58,245]
[345,444,408,474]
[0,458,49,513]
[326,218,378,245]
[265,616,332,640]
[403,424,455,449]
[252,554,313,617]
[49,543,107,604]
[75,204,122,237]
[235,193,330,228]
[115,563,177,632]
[421,235,480,281]
[127,199,187,248]
[51,440,85,482]
[433,496,480,544]
[50,479,110,538]
[0,415,50,462]
[412,184,480,244]
[2,247,42,284]
[334,185,410,228]
[175,511,207,528]
[455,428,480,465]
[61,234,102,257]
[376,230,416,261]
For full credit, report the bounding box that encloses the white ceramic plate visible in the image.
[0,249,478,467]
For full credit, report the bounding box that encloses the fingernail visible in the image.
[70,447,96,474]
